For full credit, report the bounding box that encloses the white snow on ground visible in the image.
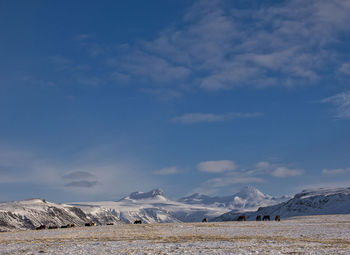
[0,215,349,254]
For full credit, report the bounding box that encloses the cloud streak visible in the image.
[65,180,98,188]
[270,167,304,178]
[172,112,262,124]
[153,166,180,175]
[322,91,350,120]
[197,160,236,173]
[322,167,350,175]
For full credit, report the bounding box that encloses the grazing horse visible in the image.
[256,215,261,221]
[202,218,208,222]
[134,220,142,224]
[262,215,270,221]
[35,225,46,230]
[85,222,96,227]
[237,215,246,221]
[48,226,58,229]
[275,215,281,221]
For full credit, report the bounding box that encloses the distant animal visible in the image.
[134,220,142,224]
[256,215,261,221]
[275,215,281,221]
[202,218,208,222]
[263,215,270,221]
[61,223,75,228]
[106,223,114,225]
[48,226,58,229]
[85,222,96,227]
[237,215,246,221]
[35,225,46,230]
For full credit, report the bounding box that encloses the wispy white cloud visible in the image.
[322,91,350,119]
[270,167,304,178]
[193,176,264,195]
[104,0,350,92]
[339,63,350,76]
[250,161,304,178]
[197,160,236,173]
[255,161,270,168]
[172,112,262,124]
[75,33,94,41]
[153,166,180,175]
[322,167,350,175]
[141,88,182,101]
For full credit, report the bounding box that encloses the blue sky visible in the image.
[1,0,350,202]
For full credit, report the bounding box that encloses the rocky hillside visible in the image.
[0,199,120,231]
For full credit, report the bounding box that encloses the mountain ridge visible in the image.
[179,185,290,210]
[215,186,350,221]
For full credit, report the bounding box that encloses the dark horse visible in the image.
[262,215,270,221]
[256,215,261,221]
[275,215,281,221]
[202,218,208,222]
[237,215,246,221]
[134,220,142,224]
[35,225,46,230]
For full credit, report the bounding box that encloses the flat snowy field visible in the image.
[1,215,350,254]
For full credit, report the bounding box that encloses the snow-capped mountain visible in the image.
[179,186,290,211]
[0,198,120,232]
[215,187,350,221]
[119,188,168,201]
[73,188,230,224]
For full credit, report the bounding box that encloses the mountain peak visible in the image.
[235,186,266,199]
[125,188,166,201]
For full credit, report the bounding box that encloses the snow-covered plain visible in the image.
[1,215,349,254]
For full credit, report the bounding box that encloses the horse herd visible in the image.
[35,215,281,229]
[35,222,112,230]
[236,215,280,221]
